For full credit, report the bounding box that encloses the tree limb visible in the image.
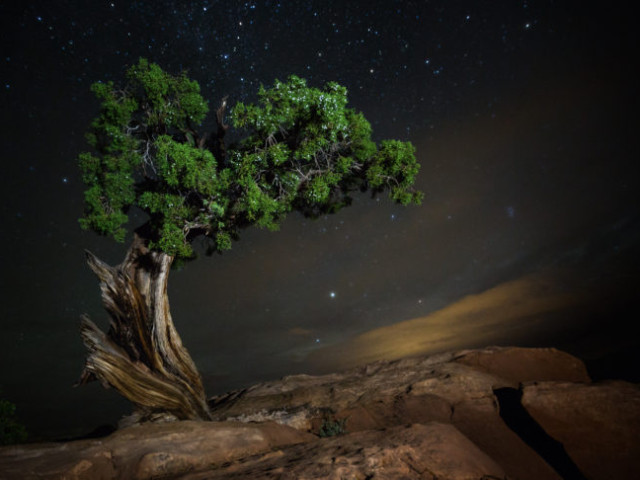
[206,96,229,163]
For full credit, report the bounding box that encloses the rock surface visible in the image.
[522,380,640,480]
[1,346,638,479]
[181,423,507,480]
[0,421,313,480]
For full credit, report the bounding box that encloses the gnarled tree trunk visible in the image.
[77,234,211,421]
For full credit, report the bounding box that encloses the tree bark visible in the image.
[77,234,212,421]
[205,96,229,163]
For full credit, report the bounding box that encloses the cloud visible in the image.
[288,327,314,336]
[305,269,586,371]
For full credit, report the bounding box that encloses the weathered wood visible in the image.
[77,234,211,421]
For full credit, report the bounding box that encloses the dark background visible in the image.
[1,1,638,440]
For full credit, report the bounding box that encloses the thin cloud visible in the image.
[306,269,585,370]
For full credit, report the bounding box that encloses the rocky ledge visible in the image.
[1,346,639,479]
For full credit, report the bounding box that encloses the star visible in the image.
[506,206,515,218]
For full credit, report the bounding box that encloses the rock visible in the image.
[454,346,591,383]
[1,346,637,479]
[522,380,640,480]
[181,423,507,480]
[449,395,562,480]
[0,440,118,480]
[210,347,587,421]
[0,421,314,480]
[208,347,586,479]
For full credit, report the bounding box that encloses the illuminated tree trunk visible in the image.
[77,234,212,421]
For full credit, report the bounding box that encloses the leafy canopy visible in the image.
[79,58,422,258]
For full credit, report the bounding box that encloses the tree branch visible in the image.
[206,96,229,163]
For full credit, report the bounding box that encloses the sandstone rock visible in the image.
[522,380,640,480]
[0,421,314,480]
[210,347,589,424]
[178,423,507,480]
[207,346,596,480]
[209,347,532,428]
[450,396,562,480]
[454,346,591,383]
[1,347,637,480]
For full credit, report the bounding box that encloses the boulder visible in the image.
[1,346,637,479]
[454,346,591,383]
[178,423,506,480]
[208,346,587,480]
[522,380,640,480]
[0,421,314,480]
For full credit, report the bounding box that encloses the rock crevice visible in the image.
[494,386,588,480]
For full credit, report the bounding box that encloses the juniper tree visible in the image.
[77,58,422,421]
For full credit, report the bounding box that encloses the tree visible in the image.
[77,58,422,421]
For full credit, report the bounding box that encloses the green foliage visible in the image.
[78,59,422,258]
[126,57,209,129]
[367,140,424,206]
[318,416,347,438]
[154,135,220,195]
[0,395,27,445]
[231,75,349,146]
[78,151,135,242]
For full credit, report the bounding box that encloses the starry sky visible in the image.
[1,1,638,440]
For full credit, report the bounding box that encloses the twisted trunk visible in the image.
[77,234,211,421]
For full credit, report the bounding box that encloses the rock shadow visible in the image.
[493,387,587,480]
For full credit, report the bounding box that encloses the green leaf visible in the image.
[78,60,422,258]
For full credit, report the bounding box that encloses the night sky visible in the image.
[1,1,638,440]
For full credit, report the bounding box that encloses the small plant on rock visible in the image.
[319,415,348,437]
[0,395,28,445]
